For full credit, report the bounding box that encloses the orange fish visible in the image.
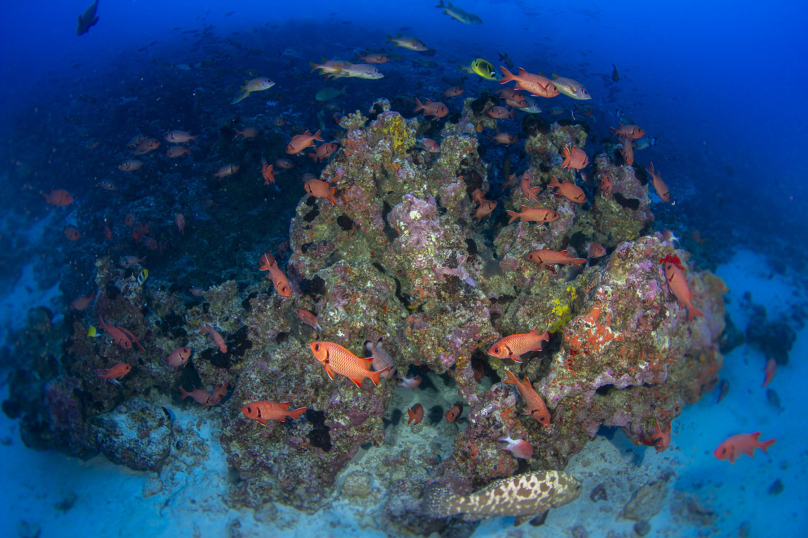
[504,97,529,109]
[213,164,240,178]
[42,189,73,206]
[646,162,671,203]
[201,323,227,353]
[407,403,424,425]
[273,117,288,127]
[163,346,191,370]
[472,200,497,221]
[610,124,645,139]
[497,88,525,101]
[713,432,776,464]
[486,106,513,120]
[179,387,213,406]
[309,341,389,388]
[561,147,589,171]
[286,129,324,154]
[116,325,145,352]
[64,226,81,241]
[166,146,192,158]
[488,326,549,364]
[503,370,551,425]
[489,131,519,145]
[499,67,559,98]
[444,403,463,423]
[309,143,339,162]
[600,173,613,196]
[470,188,487,206]
[126,134,148,148]
[104,224,112,240]
[98,317,132,349]
[586,242,607,259]
[119,160,143,172]
[652,420,672,453]
[443,86,464,98]
[520,172,541,202]
[506,206,559,225]
[132,222,150,243]
[70,291,95,311]
[398,375,422,389]
[661,255,704,322]
[547,176,586,203]
[124,214,136,226]
[414,98,449,119]
[620,137,634,166]
[95,363,131,385]
[260,156,275,185]
[525,249,587,269]
[498,434,534,459]
[418,138,441,152]
[175,213,185,234]
[241,401,307,425]
[295,308,323,331]
[762,358,776,388]
[141,237,159,251]
[304,178,337,204]
[259,252,293,297]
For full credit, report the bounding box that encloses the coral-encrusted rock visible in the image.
[91,397,172,471]
[220,338,391,511]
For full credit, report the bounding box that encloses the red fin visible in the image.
[288,407,307,420]
[257,418,267,426]
[503,370,518,385]
[349,377,364,388]
[368,367,388,386]
[325,366,334,381]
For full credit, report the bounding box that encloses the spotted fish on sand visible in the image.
[422,470,582,526]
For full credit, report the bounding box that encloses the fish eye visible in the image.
[314,344,320,351]
[247,407,252,413]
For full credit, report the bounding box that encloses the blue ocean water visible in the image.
[1,1,806,537]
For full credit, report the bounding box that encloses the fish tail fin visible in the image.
[179,387,190,399]
[548,175,561,187]
[386,34,395,43]
[422,482,463,518]
[505,210,519,224]
[309,62,320,72]
[328,188,337,205]
[414,98,424,111]
[288,407,307,420]
[498,66,516,84]
[368,366,389,386]
[688,306,705,323]
[503,370,518,385]
[436,0,445,7]
[760,438,776,453]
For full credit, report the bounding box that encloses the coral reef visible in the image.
[1,106,729,535]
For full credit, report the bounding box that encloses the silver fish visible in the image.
[422,470,582,526]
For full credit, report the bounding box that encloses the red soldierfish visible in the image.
[96,363,132,385]
[241,401,306,425]
[163,346,191,370]
[259,253,292,297]
[70,291,95,311]
[499,67,559,98]
[488,327,549,364]
[42,189,74,206]
[646,162,671,203]
[201,323,227,353]
[286,130,324,154]
[407,403,424,425]
[520,173,541,202]
[444,403,463,423]
[304,178,337,205]
[610,124,645,139]
[506,206,559,225]
[503,370,551,425]
[179,387,213,406]
[548,176,586,203]
[98,317,132,349]
[561,147,589,171]
[651,420,672,453]
[661,255,704,322]
[295,309,323,331]
[414,98,449,118]
[762,358,776,388]
[309,341,389,388]
[713,432,776,464]
[525,250,587,269]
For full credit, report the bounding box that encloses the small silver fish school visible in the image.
[422,470,582,526]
